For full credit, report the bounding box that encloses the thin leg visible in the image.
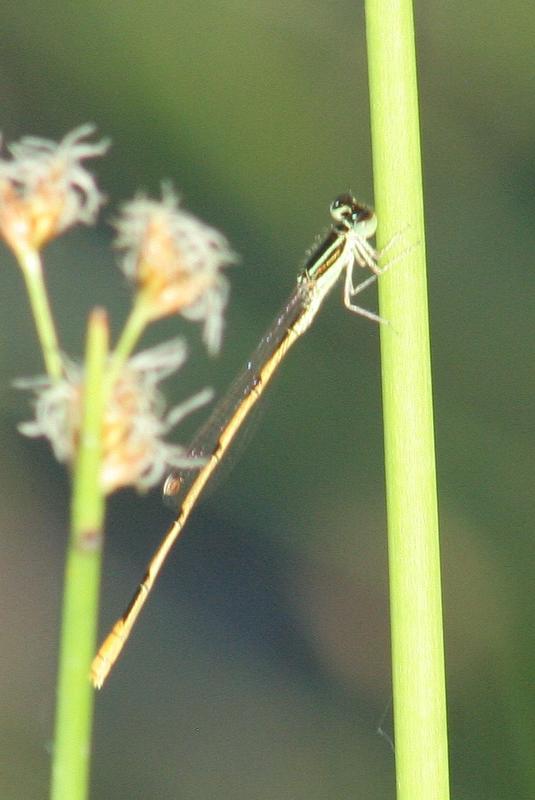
[376,227,408,260]
[375,227,418,276]
[346,269,378,298]
[348,227,417,295]
[343,265,389,325]
[344,293,389,324]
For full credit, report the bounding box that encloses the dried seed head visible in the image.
[115,185,236,354]
[17,339,212,494]
[0,124,108,255]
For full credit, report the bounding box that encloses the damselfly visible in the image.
[91,193,388,688]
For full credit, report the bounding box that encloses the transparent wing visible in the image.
[163,280,311,510]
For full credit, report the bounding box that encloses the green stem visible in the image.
[365,2,450,799]
[106,297,150,390]
[17,246,63,380]
[50,308,109,800]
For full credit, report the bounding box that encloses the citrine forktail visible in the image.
[91,193,387,688]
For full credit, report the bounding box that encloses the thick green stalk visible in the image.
[50,309,108,800]
[364,2,450,799]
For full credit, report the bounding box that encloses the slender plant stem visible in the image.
[107,297,149,387]
[17,246,63,380]
[50,309,109,800]
[364,2,450,799]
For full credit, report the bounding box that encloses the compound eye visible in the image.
[330,193,354,223]
[354,206,377,238]
[355,207,374,224]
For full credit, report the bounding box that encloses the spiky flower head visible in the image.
[0,124,108,256]
[17,338,212,494]
[115,185,236,354]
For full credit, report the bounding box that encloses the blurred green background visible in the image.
[1,2,534,799]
